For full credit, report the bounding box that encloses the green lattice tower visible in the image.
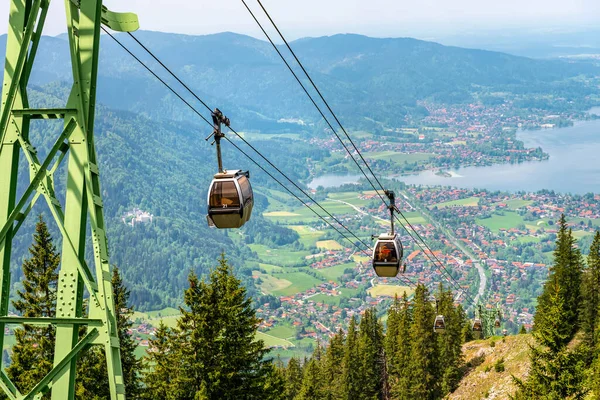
[0,1,138,399]
[477,305,502,339]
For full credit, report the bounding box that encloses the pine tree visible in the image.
[343,315,361,400]
[263,359,286,400]
[408,284,439,400]
[581,231,600,352]
[533,215,582,341]
[436,285,463,395]
[389,292,412,400]
[296,356,326,400]
[112,267,142,397]
[462,319,474,342]
[357,308,384,400]
[283,357,303,400]
[592,347,600,398]
[519,325,527,335]
[385,296,401,371]
[142,322,176,400]
[515,217,587,398]
[514,278,587,399]
[171,254,277,399]
[7,216,59,396]
[322,330,345,400]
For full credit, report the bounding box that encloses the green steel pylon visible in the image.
[476,304,502,339]
[0,1,138,399]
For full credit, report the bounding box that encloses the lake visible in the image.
[309,111,600,194]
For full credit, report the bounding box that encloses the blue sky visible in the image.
[1,0,599,39]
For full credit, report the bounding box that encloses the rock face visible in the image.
[449,335,533,400]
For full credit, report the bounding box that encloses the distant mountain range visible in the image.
[1,31,598,131]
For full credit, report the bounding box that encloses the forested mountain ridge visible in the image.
[0,31,597,130]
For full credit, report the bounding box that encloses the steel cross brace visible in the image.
[0,0,44,150]
[0,329,98,400]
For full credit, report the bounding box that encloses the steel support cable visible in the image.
[121,30,377,256]
[225,136,370,255]
[120,30,424,295]
[253,0,388,194]
[236,1,451,296]
[238,0,384,199]
[392,208,478,305]
[102,26,398,279]
[245,1,478,306]
[225,136,416,289]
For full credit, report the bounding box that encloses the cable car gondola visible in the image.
[373,234,404,277]
[472,318,483,333]
[207,170,253,229]
[205,109,253,229]
[372,190,405,277]
[434,315,446,333]
[494,317,501,328]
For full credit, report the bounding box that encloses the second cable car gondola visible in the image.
[434,315,446,333]
[472,318,483,332]
[205,108,254,229]
[372,190,405,277]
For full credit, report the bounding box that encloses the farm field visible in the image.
[433,197,480,208]
[310,293,341,305]
[259,263,284,273]
[368,284,414,298]
[253,271,292,295]
[289,225,325,247]
[317,262,355,281]
[502,199,534,209]
[256,331,294,348]
[248,244,311,266]
[316,240,343,250]
[476,212,526,233]
[327,191,372,207]
[265,324,296,340]
[272,272,324,296]
[363,151,433,165]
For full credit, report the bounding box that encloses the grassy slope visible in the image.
[450,334,533,400]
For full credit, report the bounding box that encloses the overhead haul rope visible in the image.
[242,0,478,306]
[101,27,416,288]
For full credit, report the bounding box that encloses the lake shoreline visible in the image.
[309,110,600,195]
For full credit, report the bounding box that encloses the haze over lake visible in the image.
[310,112,600,195]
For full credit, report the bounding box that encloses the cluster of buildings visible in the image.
[121,208,154,227]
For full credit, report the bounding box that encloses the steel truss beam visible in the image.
[0,0,138,399]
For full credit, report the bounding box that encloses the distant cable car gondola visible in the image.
[494,317,501,328]
[434,315,446,333]
[372,190,404,277]
[433,299,446,333]
[205,109,253,229]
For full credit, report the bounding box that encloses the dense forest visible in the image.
[9,214,600,398]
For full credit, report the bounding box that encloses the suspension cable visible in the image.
[101,28,414,284]
[242,1,478,306]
